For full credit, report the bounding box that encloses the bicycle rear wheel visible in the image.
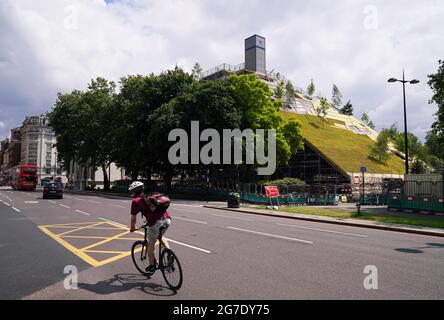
[160,248,183,291]
[131,241,153,276]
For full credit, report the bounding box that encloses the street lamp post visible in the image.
[388,70,420,175]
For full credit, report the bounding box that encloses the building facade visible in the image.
[67,160,125,190]
[19,116,67,184]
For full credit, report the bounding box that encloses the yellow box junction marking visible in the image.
[38,221,145,267]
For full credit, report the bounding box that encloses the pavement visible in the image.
[203,205,444,238]
[0,187,443,299]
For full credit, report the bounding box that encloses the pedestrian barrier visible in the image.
[387,196,444,213]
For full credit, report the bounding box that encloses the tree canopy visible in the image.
[48,69,305,188]
[427,59,444,168]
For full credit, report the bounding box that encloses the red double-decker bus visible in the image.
[11,164,38,191]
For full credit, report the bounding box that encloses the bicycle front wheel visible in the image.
[131,241,152,276]
[160,248,183,291]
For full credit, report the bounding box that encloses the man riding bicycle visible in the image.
[128,181,171,274]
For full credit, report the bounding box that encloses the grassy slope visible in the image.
[280,111,405,174]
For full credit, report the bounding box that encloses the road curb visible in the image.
[203,205,444,238]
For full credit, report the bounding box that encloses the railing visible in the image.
[200,63,245,79]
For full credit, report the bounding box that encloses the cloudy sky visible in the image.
[1,0,443,142]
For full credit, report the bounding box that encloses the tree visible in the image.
[426,130,444,168]
[227,74,303,166]
[411,159,427,174]
[340,100,353,115]
[361,113,375,129]
[112,68,194,181]
[331,84,342,109]
[48,78,117,190]
[427,59,444,167]
[47,90,84,172]
[284,81,296,108]
[306,79,315,99]
[192,63,203,80]
[273,81,285,100]
[368,132,390,164]
[315,97,329,128]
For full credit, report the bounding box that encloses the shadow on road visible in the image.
[78,273,176,297]
[395,242,444,254]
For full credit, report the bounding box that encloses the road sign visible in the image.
[264,186,279,198]
[360,167,367,173]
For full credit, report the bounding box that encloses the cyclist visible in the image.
[128,181,172,273]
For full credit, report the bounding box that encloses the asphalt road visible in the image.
[0,187,443,300]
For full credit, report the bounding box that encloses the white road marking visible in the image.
[59,204,71,209]
[227,227,313,244]
[173,208,204,214]
[87,200,102,204]
[172,204,203,208]
[12,207,20,213]
[276,223,368,238]
[167,239,212,254]
[74,198,83,201]
[25,201,39,204]
[211,214,252,221]
[175,216,208,224]
[98,218,211,254]
[48,200,57,204]
[75,209,91,216]
[4,202,10,207]
[107,204,126,208]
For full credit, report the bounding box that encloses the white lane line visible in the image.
[12,207,20,213]
[276,223,368,238]
[172,204,203,208]
[167,239,211,254]
[4,202,10,207]
[48,200,57,204]
[173,208,205,214]
[75,209,91,216]
[174,216,208,224]
[74,198,83,201]
[25,201,39,204]
[107,204,126,209]
[227,227,313,244]
[87,200,102,204]
[63,195,73,198]
[211,214,253,221]
[98,218,211,254]
[59,204,71,209]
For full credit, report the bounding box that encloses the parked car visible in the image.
[43,182,63,199]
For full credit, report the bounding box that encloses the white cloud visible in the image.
[0,0,443,142]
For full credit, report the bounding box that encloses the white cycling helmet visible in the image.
[128,181,144,192]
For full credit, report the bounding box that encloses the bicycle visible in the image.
[131,224,183,291]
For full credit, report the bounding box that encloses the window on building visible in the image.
[28,151,37,159]
[28,134,38,140]
[29,143,38,151]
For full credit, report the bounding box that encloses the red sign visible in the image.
[264,186,279,198]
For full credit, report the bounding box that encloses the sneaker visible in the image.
[145,264,156,273]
